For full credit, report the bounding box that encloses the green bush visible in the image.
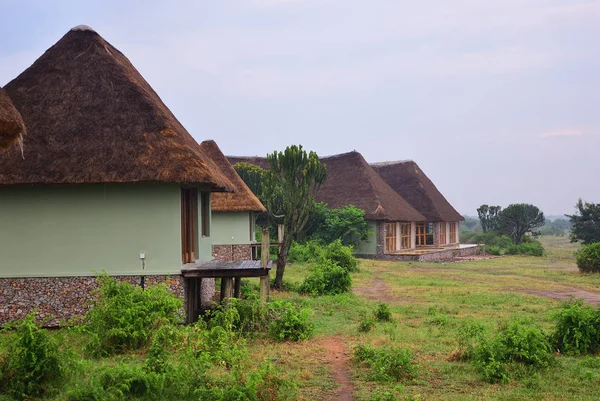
[298,259,352,296]
[358,312,376,333]
[268,301,314,341]
[374,303,393,322]
[288,240,324,263]
[67,364,164,401]
[575,242,600,273]
[322,239,359,272]
[455,321,487,361]
[505,240,545,256]
[471,319,554,383]
[485,245,502,256]
[0,313,69,400]
[353,344,417,382]
[83,275,183,357]
[551,299,600,355]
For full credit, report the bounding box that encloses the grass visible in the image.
[3,236,600,400]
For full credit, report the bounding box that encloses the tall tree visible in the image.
[498,204,545,244]
[477,204,502,232]
[266,145,327,289]
[567,199,600,245]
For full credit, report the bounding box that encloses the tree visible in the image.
[477,205,502,232]
[304,204,372,247]
[567,199,600,245]
[265,145,327,289]
[498,204,545,244]
[233,162,266,198]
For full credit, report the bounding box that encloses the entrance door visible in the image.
[415,223,426,246]
[181,187,198,263]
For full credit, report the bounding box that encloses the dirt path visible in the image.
[353,277,394,302]
[318,336,354,401]
[519,288,600,304]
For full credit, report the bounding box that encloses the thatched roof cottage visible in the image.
[229,151,476,260]
[0,88,25,150]
[372,160,465,249]
[200,140,266,261]
[0,26,243,324]
[229,151,430,256]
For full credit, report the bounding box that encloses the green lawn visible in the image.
[244,235,600,400]
[3,236,600,400]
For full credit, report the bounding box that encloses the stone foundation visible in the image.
[357,245,483,262]
[0,275,185,327]
[212,244,253,261]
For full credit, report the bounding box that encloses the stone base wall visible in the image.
[0,275,185,327]
[375,222,385,255]
[357,245,483,262]
[212,244,253,261]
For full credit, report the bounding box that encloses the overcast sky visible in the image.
[1,0,598,216]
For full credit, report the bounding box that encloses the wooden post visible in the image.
[234,277,241,298]
[260,228,270,302]
[221,277,234,304]
[277,224,284,243]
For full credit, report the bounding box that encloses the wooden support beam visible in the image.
[260,275,270,302]
[260,228,271,302]
[222,277,234,304]
[261,228,270,269]
[234,277,241,298]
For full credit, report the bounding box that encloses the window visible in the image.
[400,223,411,249]
[385,223,397,253]
[181,187,198,263]
[440,222,447,245]
[449,222,457,244]
[416,223,435,246]
[201,191,210,237]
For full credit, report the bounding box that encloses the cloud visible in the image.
[537,129,587,138]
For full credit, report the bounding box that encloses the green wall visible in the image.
[210,212,252,245]
[0,183,205,277]
[355,220,377,254]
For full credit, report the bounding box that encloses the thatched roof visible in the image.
[318,152,425,221]
[0,26,234,190]
[200,140,265,212]
[228,152,425,221]
[372,160,464,222]
[0,88,25,150]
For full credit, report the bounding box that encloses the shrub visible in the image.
[551,299,600,355]
[506,240,545,257]
[358,312,376,333]
[288,240,324,263]
[485,245,502,256]
[268,301,314,341]
[353,344,417,382]
[0,313,69,400]
[471,319,554,383]
[374,303,393,322]
[83,275,183,357]
[455,321,487,361]
[66,363,164,401]
[298,259,352,296]
[575,242,600,273]
[322,239,359,272]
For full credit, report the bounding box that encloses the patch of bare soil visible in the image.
[317,336,354,401]
[520,288,600,304]
[450,255,502,263]
[353,277,396,303]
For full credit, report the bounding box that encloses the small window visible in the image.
[440,222,447,245]
[400,223,411,249]
[449,222,457,244]
[249,212,256,242]
[201,191,210,237]
[416,223,435,246]
[385,223,397,253]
